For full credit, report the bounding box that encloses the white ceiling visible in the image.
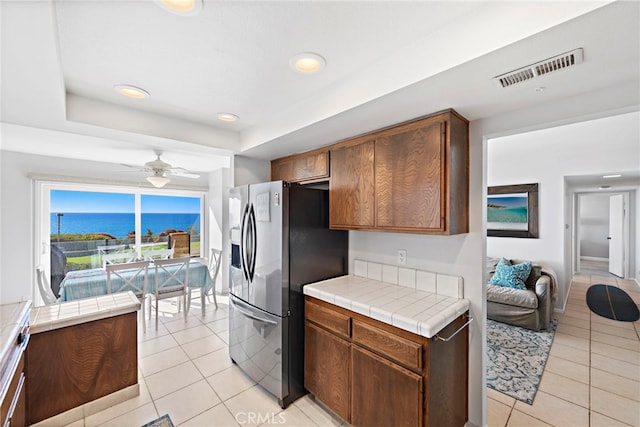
[1,1,639,175]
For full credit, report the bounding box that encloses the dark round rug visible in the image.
[586,284,640,322]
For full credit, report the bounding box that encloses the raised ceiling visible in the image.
[1,1,638,172]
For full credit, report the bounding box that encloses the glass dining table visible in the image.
[58,259,213,302]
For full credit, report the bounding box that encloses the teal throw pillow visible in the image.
[489,258,532,290]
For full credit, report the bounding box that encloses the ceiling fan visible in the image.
[121,152,200,188]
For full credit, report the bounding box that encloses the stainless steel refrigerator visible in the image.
[228,181,348,408]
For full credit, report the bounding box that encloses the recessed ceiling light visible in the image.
[535,86,546,93]
[114,85,150,99]
[156,0,203,16]
[290,52,326,74]
[217,113,239,122]
[603,174,622,178]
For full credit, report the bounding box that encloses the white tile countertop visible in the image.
[30,291,141,334]
[304,274,470,339]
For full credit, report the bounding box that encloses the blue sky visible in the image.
[487,195,528,208]
[51,190,200,213]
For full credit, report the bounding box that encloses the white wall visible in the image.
[209,167,231,294]
[233,155,270,186]
[487,111,640,309]
[579,194,610,259]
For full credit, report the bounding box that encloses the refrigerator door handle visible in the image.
[230,297,277,325]
[248,204,257,282]
[240,203,250,282]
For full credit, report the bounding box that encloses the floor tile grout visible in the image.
[488,271,640,427]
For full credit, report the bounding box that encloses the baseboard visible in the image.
[580,256,608,262]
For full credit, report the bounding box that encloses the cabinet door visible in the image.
[329,141,375,228]
[375,120,444,231]
[351,345,422,427]
[271,150,329,183]
[304,322,350,421]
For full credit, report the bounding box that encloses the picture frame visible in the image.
[487,183,539,238]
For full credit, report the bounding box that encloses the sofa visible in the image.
[486,257,557,331]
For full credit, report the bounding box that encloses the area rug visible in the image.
[486,319,557,404]
[586,284,640,322]
[141,414,174,427]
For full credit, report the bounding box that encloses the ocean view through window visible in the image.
[42,186,204,298]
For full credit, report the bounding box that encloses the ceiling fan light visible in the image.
[146,175,170,188]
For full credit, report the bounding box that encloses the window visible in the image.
[37,182,205,295]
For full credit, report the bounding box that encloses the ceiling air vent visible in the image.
[493,48,584,88]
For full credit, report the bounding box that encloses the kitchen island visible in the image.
[304,270,470,427]
[28,292,140,425]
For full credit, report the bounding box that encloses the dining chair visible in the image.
[36,265,58,305]
[206,248,221,309]
[105,260,150,333]
[150,257,190,330]
[102,251,136,267]
[187,248,221,317]
[143,248,174,261]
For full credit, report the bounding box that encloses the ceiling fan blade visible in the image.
[120,162,147,170]
[169,169,200,179]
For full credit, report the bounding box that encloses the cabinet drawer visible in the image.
[1,353,24,423]
[306,300,350,339]
[352,319,422,372]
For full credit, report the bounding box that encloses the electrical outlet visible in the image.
[398,250,407,265]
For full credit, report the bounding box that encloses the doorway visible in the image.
[575,191,631,278]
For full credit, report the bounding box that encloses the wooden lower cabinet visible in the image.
[304,322,350,421]
[1,354,26,427]
[351,345,423,427]
[304,297,468,427]
[27,312,138,424]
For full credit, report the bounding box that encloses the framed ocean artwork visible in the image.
[487,183,539,238]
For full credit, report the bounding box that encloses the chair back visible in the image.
[169,232,190,258]
[105,260,150,297]
[102,251,136,267]
[209,248,222,283]
[36,265,58,305]
[143,248,174,261]
[154,257,190,296]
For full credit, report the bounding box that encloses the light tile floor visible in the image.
[46,272,640,427]
[60,293,346,427]
[488,272,640,427]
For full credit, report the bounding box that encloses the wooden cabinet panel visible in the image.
[1,354,25,427]
[327,109,468,234]
[351,345,423,427]
[27,313,138,424]
[351,319,422,372]
[375,121,444,231]
[329,140,375,228]
[304,296,469,427]
[306,299,350,339]
[271,150,329,183]
[304,322,350,421]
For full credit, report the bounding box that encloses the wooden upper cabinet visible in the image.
[329,140,375,229]
[375,120,444,231]
[270,149,329,183]
[332,109,468,235]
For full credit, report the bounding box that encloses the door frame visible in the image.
[572,190,631,278]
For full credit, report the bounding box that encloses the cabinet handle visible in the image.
[434,315,472,342]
